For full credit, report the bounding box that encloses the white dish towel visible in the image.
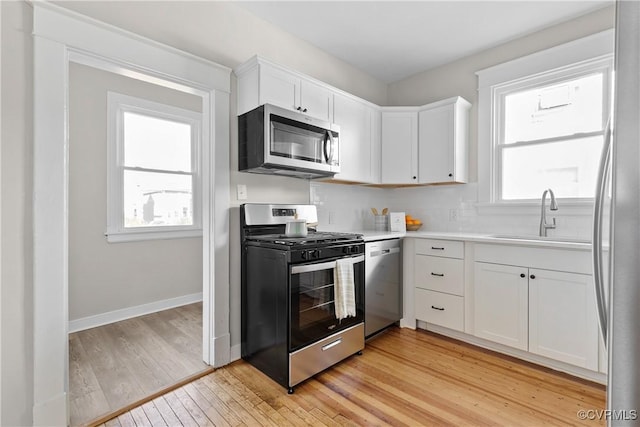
[334,258,356,320]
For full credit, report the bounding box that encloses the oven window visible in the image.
[297,270,335,330]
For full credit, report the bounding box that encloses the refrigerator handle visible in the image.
[592,117,612,346]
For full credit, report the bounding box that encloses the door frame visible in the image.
[32,4,231,424]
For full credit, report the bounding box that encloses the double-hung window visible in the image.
[107,92,202,242]
[496,62,612,201]
[477,31,614,206]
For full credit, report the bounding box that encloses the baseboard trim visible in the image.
[230,343,241,362]
[68,292,203,333]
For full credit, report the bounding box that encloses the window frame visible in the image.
[476,29,614,214]
[106,91,203,242]
[493,59,613,204]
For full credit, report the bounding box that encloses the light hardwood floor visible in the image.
[69,302,209,426]
[98,326,606,426]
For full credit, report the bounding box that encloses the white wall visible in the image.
[1,2,33,425]
[68,63,203,323]
[387,5,615,183]
[312,6,614,241]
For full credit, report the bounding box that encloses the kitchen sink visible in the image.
[489,234,592,244]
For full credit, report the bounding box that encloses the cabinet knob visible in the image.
[448,173,453,177]
[520,273,526,278]
[303,108,308,113]
[530,274,536,280]
[412,176,417,180]
[296,106,302,111]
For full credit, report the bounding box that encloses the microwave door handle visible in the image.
[324,130,334,164]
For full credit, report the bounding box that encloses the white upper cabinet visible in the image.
[299,79,333,123]
[380,97,470,186]
[236,56,332,122]
[333,93,380,183]
[418,97,471,184]
[381,109,419,184]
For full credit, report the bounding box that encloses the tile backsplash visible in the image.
[310,181,594,240]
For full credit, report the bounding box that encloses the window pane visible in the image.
[503,73,603,144]
[124,112,192,172]
[123,170,193,227]
[501,136,603,200]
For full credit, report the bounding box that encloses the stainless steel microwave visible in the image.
[238,104,340,179]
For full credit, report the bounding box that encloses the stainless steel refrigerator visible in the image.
[593,1,640,423]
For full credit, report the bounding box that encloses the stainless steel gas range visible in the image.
[240,203,365,394]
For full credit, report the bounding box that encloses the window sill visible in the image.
[106,228,202,243]
[475,200,594,216]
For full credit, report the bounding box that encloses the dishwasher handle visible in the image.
[369,247,400,258]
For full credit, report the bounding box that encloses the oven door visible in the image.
[289,255,364,351]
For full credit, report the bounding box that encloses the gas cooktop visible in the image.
[246,231,362,247]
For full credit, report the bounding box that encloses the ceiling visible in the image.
[236,1,613,83]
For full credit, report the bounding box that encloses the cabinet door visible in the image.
[333,94,373,182]
[474,262,528,350]
[418,98,469,184]
[419,104,454,183]
[300,79,333,122]
[259,65,300,112]
[529,269,598,370]
[381,111,418,184]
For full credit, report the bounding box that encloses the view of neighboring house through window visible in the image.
[107,92,202,242]
[491,57,612,202]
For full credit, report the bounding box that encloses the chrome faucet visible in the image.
[539,188,559,237]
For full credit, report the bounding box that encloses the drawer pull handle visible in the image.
[431,305,445,311]
[322,338,342,351]
[431,247,445,250]
[430,272,444,277]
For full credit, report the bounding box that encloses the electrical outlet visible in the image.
[449,209,458,221]
[236,184,248,200]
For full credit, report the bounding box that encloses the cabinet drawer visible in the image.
[415,289,464,331]
[415,239,463,259]
[415,255,464,296]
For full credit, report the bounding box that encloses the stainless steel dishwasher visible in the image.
[365,238,402,337]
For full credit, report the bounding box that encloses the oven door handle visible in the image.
[291,255,364,275]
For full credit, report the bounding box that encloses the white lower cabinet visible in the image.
[529,268,598,370]
[415,288,464,331]
[474,259,599,370]
[474,262,528,351]
[413,239,465,332]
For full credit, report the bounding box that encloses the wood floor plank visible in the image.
[69,303,205,426]
[151,396,182,426]
[173,387,214,426]
[141,401,168,427]
[191,377,243,427]
[128,406,151,426]
[116,412,136,427]
[77,326,148,411]
[162,392,199,427]
[199,374,264,426]
[104,418,122,427]
[107,327,605,427]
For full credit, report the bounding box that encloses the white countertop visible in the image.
[322,228,593,250]
[406,230,592,250]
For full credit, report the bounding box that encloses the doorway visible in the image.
[67,63,209,424]
[32,4,231,423]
